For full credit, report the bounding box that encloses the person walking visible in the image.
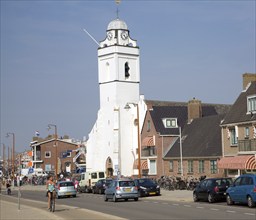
[46,175,56,210]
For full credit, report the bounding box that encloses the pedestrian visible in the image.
[46,175,56,210]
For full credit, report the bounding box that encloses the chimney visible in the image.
[243,73,256,90]
[188,98,202,123]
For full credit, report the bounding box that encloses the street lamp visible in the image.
[178,127,184,177]
[124,103,141,178]
[48,124,58,180]
[6,132,15,180]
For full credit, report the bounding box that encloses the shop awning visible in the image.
[142,136,155,147]
[218,155,256,170]
[133,159,148,170]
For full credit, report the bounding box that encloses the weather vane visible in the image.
[115,0,121,18]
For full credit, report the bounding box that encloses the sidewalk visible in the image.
[1,200,60,220]
[1,187,125,220]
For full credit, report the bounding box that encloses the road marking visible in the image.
[184,205,191,207]
[226,210,236,213]
[153,201,159,204]
[172,203,179,206]
[196,206,204,209]
[244,213,255,216]
[210,208,219,211]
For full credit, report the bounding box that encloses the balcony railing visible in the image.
[238,139,256,152]
[141,147,156,157]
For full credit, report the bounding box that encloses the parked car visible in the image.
[92,178,113,194]
[55,180,77,199]
[226,174,256,208]
[134,178,160,197]
[193,177,233,203]
[104,179,139,202]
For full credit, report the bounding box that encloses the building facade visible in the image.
[219,73,256,177]
[86,18,146,177]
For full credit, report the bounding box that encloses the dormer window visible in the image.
[163,118,177,128]
[247,95,256,114]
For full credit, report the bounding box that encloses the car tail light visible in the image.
[253,186,256,192]
[116,186,120,190]
[214,186,219,192]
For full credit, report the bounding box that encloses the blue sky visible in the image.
[1,0,255,153]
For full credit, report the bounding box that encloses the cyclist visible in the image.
[46,175,56,210]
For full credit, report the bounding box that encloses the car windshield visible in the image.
[119,181,135,187]
[214,178,233,186]
[138,179,155,187]
[59,182,74,187]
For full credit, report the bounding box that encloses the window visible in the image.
[147,120,151,132]
[169,160,173,172]
[125,62,130,78]
[45,151,51,158]
[188,160,193,173]
[245,127,249,138]
[247,95,256,113]
[199,160,205,173]
[178,160,181,173]
[163,118,177,128]
[149,160,156,174]
[67,152,71,157]
[210,160,217,174]
[230,128,238,145]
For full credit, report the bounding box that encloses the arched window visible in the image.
[125,62,130,78]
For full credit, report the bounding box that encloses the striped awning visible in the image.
[133,159,148,170]
[142,136,155,147]
[218,155,256,170]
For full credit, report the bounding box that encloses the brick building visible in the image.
[30,137,81,175]
[140,99,231,179]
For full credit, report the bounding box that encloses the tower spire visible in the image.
[115,0,121,18]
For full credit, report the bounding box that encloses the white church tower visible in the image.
[86,17,146,177]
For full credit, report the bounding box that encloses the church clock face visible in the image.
[121,31,128,40]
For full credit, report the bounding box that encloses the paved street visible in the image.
[1,185,255,220]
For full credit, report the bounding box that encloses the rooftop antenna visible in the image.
[82,28,100,47]
[115,0,121,19]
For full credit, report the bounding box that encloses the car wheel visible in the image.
[73,195,76,198]
[134,197,138,201]
[104,194,108,202]
[113,194,117,202]
[125,198,128,201]
[193,192,199,202]
[208,193,214,203]
[247,196,255,208]
[226,194,234,205]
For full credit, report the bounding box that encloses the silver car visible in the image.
[104,179,139,202]
[56,180,77,199]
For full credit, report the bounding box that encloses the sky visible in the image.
[1,0,255,154]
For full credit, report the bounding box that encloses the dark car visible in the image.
[193,177,233,203]
[226,174,256,208]
[92,178,113,194]
[134,178,160,197]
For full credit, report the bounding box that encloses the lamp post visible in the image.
[124,103,141,178]
[48,124,58,180]
[6,132,15,180]
[178,127,184,177]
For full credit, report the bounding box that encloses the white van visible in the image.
[79,171,105,193]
